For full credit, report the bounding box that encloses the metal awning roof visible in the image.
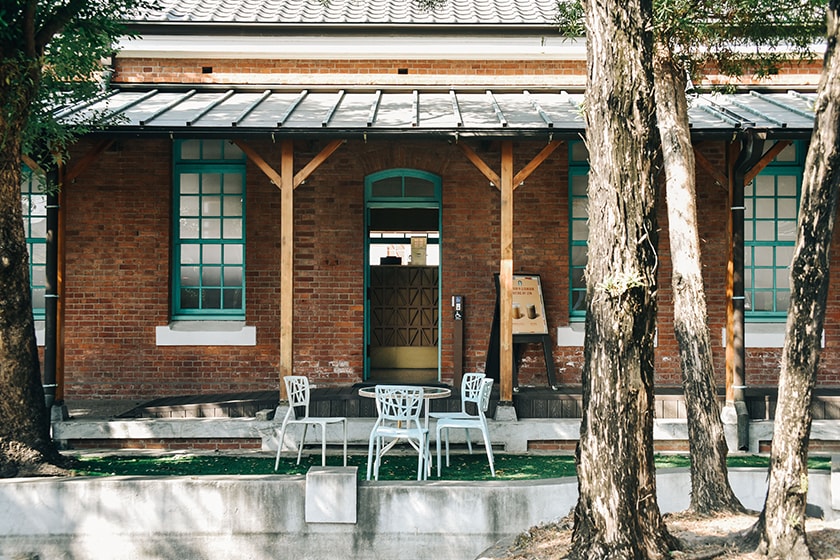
[60,87,817,140]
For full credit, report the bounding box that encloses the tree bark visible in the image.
[752,3,840,558]
[652,44,745,515]
[0,56,64,477]
[570,0,677,557]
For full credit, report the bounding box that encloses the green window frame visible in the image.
[172,140,246,320]
[569,141,589,320]
[744,142,803,320]
[21,166,47,320]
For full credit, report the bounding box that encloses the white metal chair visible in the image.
[429,372,486,454]
[274,376,347,469]
[436,377,495,477]
[366,385,428,481]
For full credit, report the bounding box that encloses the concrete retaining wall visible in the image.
[0,468,835,560]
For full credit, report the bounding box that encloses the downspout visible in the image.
[43,169,59,411]
[729,129,765,450]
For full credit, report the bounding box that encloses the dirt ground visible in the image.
[482,512,840,559]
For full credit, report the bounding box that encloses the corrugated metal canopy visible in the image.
[60,87,817,139]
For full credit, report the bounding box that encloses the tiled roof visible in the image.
[58,87,816,140]
[136,0,558,25]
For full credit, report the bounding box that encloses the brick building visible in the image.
[25,0,835,426]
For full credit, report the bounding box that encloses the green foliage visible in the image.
[70,452,830,480]
[556,0,826,83]
[0,0,151,171]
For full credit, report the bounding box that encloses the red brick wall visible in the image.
[111,57,823,86]
[61,135,840,401]
[112,58,588,84]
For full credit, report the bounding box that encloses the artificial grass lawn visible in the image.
[71,452,831,481]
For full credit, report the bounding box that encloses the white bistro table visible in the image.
[358,385,452,477]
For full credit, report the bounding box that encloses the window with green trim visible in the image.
[569,141,589,319]
[21,166,47,320]
[744,142,803,320]
[172,140,246,320]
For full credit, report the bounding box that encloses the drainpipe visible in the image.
[730,129,765,450]
[43,170,59,411]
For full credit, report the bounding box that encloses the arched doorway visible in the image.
[364,169,442,383]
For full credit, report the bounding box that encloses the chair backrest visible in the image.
[374,385,424,424]
[460,373,486,410]
[284,376,311,418]
[477,378,494,418]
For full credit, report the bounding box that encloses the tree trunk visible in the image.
[0,57,64,477]
[752,3,840,558]
[652,44,745,515]
[570,0,677,557]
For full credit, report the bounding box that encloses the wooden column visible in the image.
[499,141,514,402]
[280,140,295,400]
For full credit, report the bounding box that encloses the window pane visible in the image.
[32,244,46,264]
[180,173,200,194]
[753,292,773,311]
[223,288,243,309]
[571,175,588,197]
[224,245,243,265]
[223,267,242,286]
[203,288,221,308]
[572,221,589,241]
[404,176,435,197]
[223,196,243,217]
[224,173,243,194]
[777,199,797,220]
[776,246,794,266]
[571,198,588,220]
[755,221,775,241]
[30,217,46,238]
[31,265,46,286]
[571,268,586,290]
[223,218,243,239]
[180,196,199,217]
[181,266,199,286]
[754,246,773,267]
[755,270,773,288]
[755,198,775,219]
[777,220,797,241]
[203,141,222,160]
[203,174,221,194]
[203,245,221,264]
[180,219,200,239]
[776,268,790,291]
[755,175,774,196]
[223,142,243,160]
[571,245,588,267]
[202,218,221,239]
[180,140,201,160]
[744,199,753,220]
[776,290,790,311]
[202,196,221,216]
[31,288,45,310]
[181,245,199,264]
[371,177,402,197]
[778,175,797,196]
[181,288,199,309]
[202,267,221,286]
[774,144,797,162]
[571,142,589,162]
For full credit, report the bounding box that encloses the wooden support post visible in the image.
[280,140,295,401]
[499,141,514,402]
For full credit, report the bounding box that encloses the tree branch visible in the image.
[33,0,90,56]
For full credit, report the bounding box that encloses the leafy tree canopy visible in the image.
[556,0,826,84]
[0,0,150,169]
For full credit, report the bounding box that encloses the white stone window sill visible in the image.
[156,321,256,346]
[557,323,585,347]
[722,323,823,349]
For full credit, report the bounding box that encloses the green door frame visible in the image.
[364,169,443,381]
